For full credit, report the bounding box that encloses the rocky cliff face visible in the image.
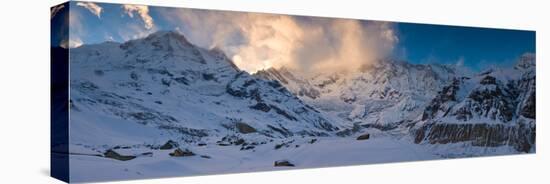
[255,67,322,99]
[414,54,536,152]
[258,53,535,153]
[414,122,535,153]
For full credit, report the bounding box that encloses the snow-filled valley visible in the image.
[65,31,535,182]
[69,133,437,182]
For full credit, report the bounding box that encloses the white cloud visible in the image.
[122,4,154,29]
[76,2,103,18]
[50,4,64,19]
[66,8,89,48]
[160,9,398,74]
[107,36,115,41]
[60,37,83,48]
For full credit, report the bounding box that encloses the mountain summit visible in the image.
[69,31,341,148]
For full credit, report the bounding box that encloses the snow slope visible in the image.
[70,133,437,182]
[255,60,462,130]
[68,31,352,181]
[69,31,341,147]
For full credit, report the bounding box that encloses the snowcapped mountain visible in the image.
[413,53,536,153]
[68,31,340,149]
[63,30,535,181]
[256,54,535,153]
[67,31,448,181]
[255,60,462,132]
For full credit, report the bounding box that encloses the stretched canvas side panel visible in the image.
[50,2,70,183]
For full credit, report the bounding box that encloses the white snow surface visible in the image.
[70,133,439,182]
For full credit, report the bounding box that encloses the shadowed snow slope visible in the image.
[69,31,342,147]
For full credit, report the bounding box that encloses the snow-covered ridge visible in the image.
[256,54,535,152]
[413,54,535,152]
[69,30,343,148]
[255,59,463,130]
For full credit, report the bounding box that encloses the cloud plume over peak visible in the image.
[160,9,398,74]
[122,4,154,29]
[291,19,398,74]
[76,2,102,18]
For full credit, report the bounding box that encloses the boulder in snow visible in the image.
[104,149,136,161]
[236,122,257,134]
[159,140,178,150]
[169,148,195,157]
[274,160,295,167]
[356,133,370,140]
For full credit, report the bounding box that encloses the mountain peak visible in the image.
[516,52,536,70]
[147,30,186,38]
[144,30,192,46]
[120,30,194,52]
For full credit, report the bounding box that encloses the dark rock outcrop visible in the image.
[422,78,461,121]
[520,91,535,119]
[356,133,370,140]
[104,149,136,161]
[414,123,535,153]
[274,160,295,167]
[250,102,271,112]
[159,140,178,150]
[465,80,515,122]
[169,148,195,157]
[236,122,257,134]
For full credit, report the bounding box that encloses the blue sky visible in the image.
[53,1,535,72]
[394,23,535,71]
